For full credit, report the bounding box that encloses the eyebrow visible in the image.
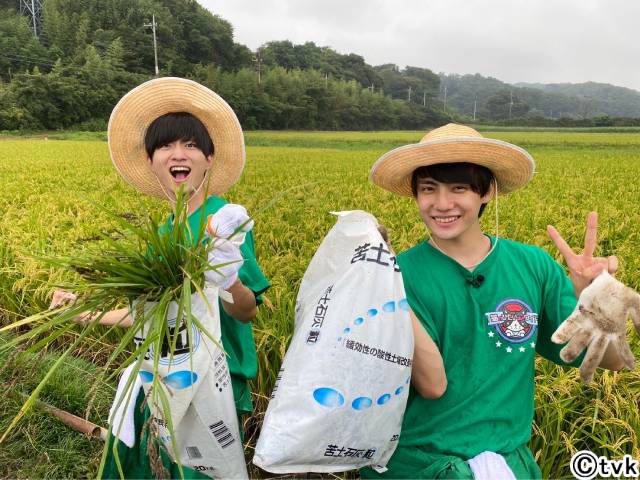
[417,178,438,185]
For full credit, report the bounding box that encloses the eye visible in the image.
[185,141,197,149]
[418,184,434,193]
[452,185,469,193]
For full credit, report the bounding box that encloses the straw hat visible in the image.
[369,123,535,196]
[108,77,245,198]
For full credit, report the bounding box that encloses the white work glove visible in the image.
[204,238,243,290]
[206,204,254,244]
[551,271,640,383]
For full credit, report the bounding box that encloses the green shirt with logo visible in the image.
[368,237,578,478]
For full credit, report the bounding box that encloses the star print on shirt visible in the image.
[506,347,513,353]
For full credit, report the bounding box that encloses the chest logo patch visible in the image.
[486,299,538,344]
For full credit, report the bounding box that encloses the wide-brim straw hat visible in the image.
[369,123,535,196]
[108,77,245,198]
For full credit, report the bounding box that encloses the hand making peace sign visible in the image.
[547,212,618,297]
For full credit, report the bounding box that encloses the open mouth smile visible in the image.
[169,166,191,182]
[432,215,461,224]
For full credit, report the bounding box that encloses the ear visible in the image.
[481,180,496,203]
[205,154,213,168]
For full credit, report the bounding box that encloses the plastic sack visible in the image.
[129,287,248,479]
[253,210,414,473]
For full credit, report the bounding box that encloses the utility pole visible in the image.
[408,85,412,102]
[423,91,426,107]
[508,89,514,120]
[473,93,477,121]
[443,85,447,112]
[143,14,159,76]
[253,53,262,85]
[20,0,43,38]
[324,73,328,89]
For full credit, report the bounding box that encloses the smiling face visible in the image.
[149,139,212,195]
[144,112,215,205]
[415,177,492,242]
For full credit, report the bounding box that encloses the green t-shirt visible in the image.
[395,237,578,462]
[163,195,270,414]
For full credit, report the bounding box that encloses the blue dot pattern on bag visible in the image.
[313,378,410,411]
[339,298,408,334]
[164,370,198,389]
[351,396,373,410]
[138,370,198,390]
[313,387,345,408]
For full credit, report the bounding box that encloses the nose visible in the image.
[170,142,188,160]
[433,189,454,211]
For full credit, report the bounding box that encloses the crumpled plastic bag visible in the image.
[253,210,414,474]
[127,288,248,478]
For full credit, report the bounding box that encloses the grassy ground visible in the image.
[1,129,639,478]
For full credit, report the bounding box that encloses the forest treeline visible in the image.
[1,0,639,131]
[0,0,448,130]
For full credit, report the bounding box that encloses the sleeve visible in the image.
[535,250,583,367]
[238,229,270,305]
[404,277,441,350]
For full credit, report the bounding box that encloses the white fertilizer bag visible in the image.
[126,287,248,479]
[253,210,414,474]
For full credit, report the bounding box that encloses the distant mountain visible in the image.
[515,82,640,118]
[439,73,640,120]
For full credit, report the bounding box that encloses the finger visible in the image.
[581,262,606,281]
[615,335,636,371]
[583,211,598,258]
[579,334,609,384]
[559,328,593,363]
[551,311,584,344]
[547,225,576,261]
[607,256,619,275]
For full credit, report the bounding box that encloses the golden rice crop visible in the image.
[1,130,639,478]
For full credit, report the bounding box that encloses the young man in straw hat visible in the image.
[51,77,269,478]
[364,123,625,479]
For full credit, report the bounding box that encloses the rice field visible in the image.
[1,129,639,478]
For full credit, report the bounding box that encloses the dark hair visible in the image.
[411,162,494,217]
[144,112,214,159]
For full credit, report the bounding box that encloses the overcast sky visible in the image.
[200,0,640,92]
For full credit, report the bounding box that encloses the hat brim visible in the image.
[369,137,535,196]
[108,77,245,199]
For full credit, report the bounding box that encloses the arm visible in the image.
[410,309,447,399]
[76,308,133,328]
[220,278,258,323]
[50,290,132,327]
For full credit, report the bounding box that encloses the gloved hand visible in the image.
[204,238,244,290]
[551,271,640,383]
[206,204,254,243]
